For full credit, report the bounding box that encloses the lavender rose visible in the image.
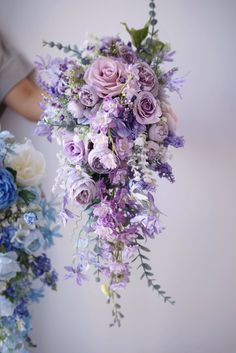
[133,92,162,125]
[69,177,97,205]
[84,57,127,98]
[79,85,99,107]
[64,139,86,165]
[133,62,158,97]
[149,122,168,143]
[88,148,118,174]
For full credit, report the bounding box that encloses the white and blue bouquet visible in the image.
[0,131,60,352]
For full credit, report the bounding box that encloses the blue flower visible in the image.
[0,168,17,210]
[0,252,20,281]
[23,212,36,225]
[0,296,16,317]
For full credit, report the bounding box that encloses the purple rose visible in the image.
[64,139,86,165]
[84,57,127,98]
[79,85,99,107]
[149,122,168,143]
[133,62,158,97]
[133,92,162,125]
[69,177,97,205]
[88,148,118,174]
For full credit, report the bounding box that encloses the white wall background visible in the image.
[1,0,236,352]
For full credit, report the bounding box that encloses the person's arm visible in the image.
[3,76,43,122]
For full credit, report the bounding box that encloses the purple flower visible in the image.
[149,122,168,143]
[146,141,161,160]
[116,138,133,160]
[79,85,99,107]
[133,92,162,125]
[68,176,97,205]
[109,168,128,186]
[133,62,158,97]
[88,148,119,174]
[84,57,127,98]
[64,139,86,165]
[67,100,84,119]
[64,264,88,286]
[118,44,137,64]
[34,122,52,142]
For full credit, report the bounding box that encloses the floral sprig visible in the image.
[0,131,60,352]
[35,0,184,326]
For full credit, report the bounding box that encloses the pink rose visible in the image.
[84,57,127,98]
[133,92,162,125]
[149,122,168,143]
[161,103,178,133]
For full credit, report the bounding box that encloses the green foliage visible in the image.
[121,22,149,49]
[136,241,175,305]
[18,190,36,205]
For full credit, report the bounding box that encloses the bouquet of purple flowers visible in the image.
[35,0,184,326]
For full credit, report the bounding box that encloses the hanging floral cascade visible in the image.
[35,0,184,326]
[0,131,60,352]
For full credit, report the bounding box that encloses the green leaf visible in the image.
[140,254,149,261]
[139,244,151,252]
[140,272,146,280]
[121,22,149,48]
[18,190,36,205]
[153,284,161,290]
[6,167,17,180]
[142,263,152,271]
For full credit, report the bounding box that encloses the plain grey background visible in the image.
[0,0,236,352]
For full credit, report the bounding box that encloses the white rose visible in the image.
[6,140,46,186]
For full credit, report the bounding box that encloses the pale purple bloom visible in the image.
[149,122,169,143]
[118,44,137,64]
[64,139,86,164]
[84,57,127,98]
[64,264,88,285]
[88,148,118,174]
[116,138,133,160]
[79,85,99,107]
[133,62,158,97]
[68,175,97,205]
[133,92,162,125]
[67,100,84,119]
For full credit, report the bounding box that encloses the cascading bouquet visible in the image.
[0,131,60,352]
[35,0,184,326]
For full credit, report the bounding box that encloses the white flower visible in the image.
[0,282,7,293]
[0,252,20,281]
[6,140,46,186]
[0,296,15,317]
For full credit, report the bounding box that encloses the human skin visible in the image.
[3,74,43,122]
